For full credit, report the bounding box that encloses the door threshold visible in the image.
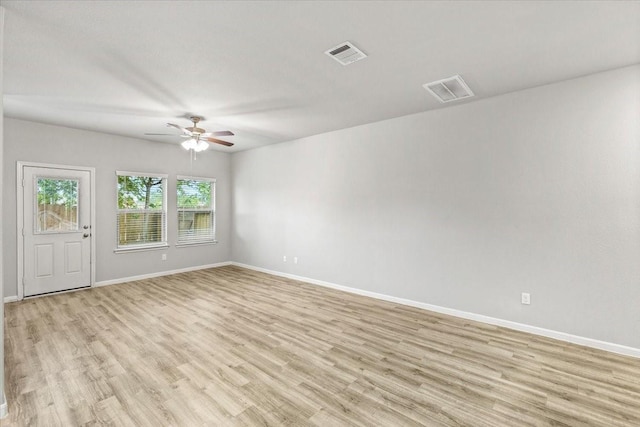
[24,285,92,300]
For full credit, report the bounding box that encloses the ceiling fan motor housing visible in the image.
[188,116,206,134]
[187,126,206,134]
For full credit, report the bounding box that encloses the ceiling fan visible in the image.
[147,116,234,151]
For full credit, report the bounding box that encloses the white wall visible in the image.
[231,65,640,349]
[3,118,232,298]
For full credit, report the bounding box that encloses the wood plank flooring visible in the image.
[3,265,640,426]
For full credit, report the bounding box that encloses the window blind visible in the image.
[117,211,166,247]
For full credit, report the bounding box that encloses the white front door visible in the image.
[22,166,92,297]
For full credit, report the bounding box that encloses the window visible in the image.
[177,176,216,245]
[36,177,79,232]
[116,172,167,251]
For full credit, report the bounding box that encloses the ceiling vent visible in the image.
[325,41,367,66]
[423,75,474,103]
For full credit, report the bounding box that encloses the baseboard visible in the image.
[3,263,233,302]
[95,261,232,287]
[231,262,640,359]
[0,391,7,419]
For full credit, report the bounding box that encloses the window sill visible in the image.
[114,243,169,254]
[176,240,218,248]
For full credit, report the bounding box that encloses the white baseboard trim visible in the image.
[231,262,640,359]
[0,391,7,419]
[95,261,232,287]
[3,263,233,303]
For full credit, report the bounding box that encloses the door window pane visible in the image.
[36,178,79,232]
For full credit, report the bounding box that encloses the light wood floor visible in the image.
[3,266,640,426]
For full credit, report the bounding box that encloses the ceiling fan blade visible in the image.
[201,130,234,137]
[211,130,234,136]
[144,133,174,136]
[167,122,192,135]
[203,137,234,147]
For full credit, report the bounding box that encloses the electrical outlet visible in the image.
[294,257,298,264]
[162,254,167,261]
[283,255,287,262]
[521,292,531,305]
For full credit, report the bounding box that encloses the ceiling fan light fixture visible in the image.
[181,139,197,150]
[195,140,209,152]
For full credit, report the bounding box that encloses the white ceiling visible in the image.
[3,1,640,152]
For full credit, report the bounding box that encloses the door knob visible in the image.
[83,225,89,229]
[83,233,90,238]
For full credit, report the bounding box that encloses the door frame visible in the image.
[17,161,96,300]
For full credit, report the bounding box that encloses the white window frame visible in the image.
[176,175,217,247]
[115,171,168,253]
